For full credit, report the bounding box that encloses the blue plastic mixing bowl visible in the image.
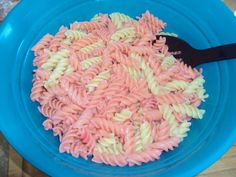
[0,0,236,176]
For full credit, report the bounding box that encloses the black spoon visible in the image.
[156,35,236,67]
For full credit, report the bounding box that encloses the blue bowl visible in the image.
[1,0,236,176]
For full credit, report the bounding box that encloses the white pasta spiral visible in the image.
[95,143,124,155]
[140,121,152,145]
[131,52,160,94]
[80,56,102,70]
[45,57,69,88]
[86,70,110,92]
[95,133,124,155]
[173,121,191,141]
[172,103,205,119]
[159,105,178,136]
[195,88,209,101]
[161,55,176,70]
[111,27,136,41]
[42,49,69,70]
[65,30,87,40]
[113,109,132,122]
[184,76,205,94]
[110,12,133,28]
[98,133,116,147]
[80,40,104,53]
[123,65,142,80]
[134,122,143,152]
[64,65,74,75]
[164,80,189,91]
[141,60,160,95]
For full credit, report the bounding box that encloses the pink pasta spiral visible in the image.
[108,41,130,53]
[47,98,64,110]
[138,11,166,34]
[49,27,66,52]
[67,52,81,70]
[39,104,56,118]
[60,80,87,107]
[32,34,53,54]
[151,137,180,152]
[60,71,82,84]
[33,69,51,80]
[156,120,170,141]
[127,148,162,166]
[156,64,179,83]
[72,34,99,49]
[77,15,109,31]
[91,118,126,136]
[135,32,156,46]
[81,63,102,84]
[124,125,135,154]
[176,60,199,80]
[59,128,78,153]
[43,119,54,130]
[33,51,51,67]
[92,151,127,167]
[31,79,44,102]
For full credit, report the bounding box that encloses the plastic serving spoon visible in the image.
[156,35,236,67]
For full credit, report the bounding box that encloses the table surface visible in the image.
[0,0,236,176]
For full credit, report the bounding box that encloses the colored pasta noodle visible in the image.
[80,56,102,70]
[110,12,133,29]
[86,70,110,92]
[111,27,136,41]
[80,40,105,53]
[31,11,207,167]
[113,109,132,122]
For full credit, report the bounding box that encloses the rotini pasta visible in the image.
[140,121,152,145]
[95,133,124,155]
[113,109,132,122]
[80,40,105,53]
[31,11,207,167]
[183,76,205,94]
[42,49,69,71]
[164,80,189,91]
[111,27,136,41]
[65,30,87,40]
[134,122,144,152]
[86,70,110,92]
[173,120,191,140]
[161,55,176,70]
[44,57,70,88]
[80,56,102,70]
[172,103,205,119]
[159,105,179,137]
[110,12,133,29]
[123,65,142,80]
[141,59,160,95]
[98,133,116,147]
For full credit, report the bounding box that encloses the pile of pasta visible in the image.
[31,11,208,166]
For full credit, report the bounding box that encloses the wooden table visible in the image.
[0,133,235,177]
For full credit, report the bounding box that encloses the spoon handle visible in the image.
[194,43,236,66]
